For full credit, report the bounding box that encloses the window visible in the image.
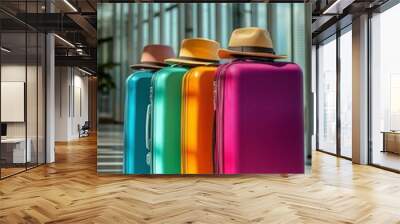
[142,4,149,47]
[339,28,352,158]
[243,4,252,27]
[162,3,171,45]
[370,3,400,171]
[315,26,352,159]
[257,4,268,28]
[317,36,337,154]
[153,4,160,44]
[201,4,209,38]
[209,4,216,40]
[171,6,179,52]
[219,3,231,48]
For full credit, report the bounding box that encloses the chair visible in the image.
[78,121,90,138]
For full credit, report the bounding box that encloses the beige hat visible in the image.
[130,44,175,70]
[218,27,287,59]
[165,38,220,66]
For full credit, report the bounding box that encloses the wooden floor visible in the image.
[1,135,400,223]
[1,167,26,178]
[372,150,400,171]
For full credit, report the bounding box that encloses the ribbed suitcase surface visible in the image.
[150,66,189,174]
[124,70,153,174]
[215,60,304,174]
[181,66,217,174]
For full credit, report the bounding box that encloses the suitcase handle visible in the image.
[145,104,151,150]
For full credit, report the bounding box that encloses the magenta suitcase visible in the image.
[215,59,304,174]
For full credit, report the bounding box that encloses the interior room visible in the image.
[0,0,97,179]
[0,11,46,178]
[313,0,400,172]
[54,66,94,142]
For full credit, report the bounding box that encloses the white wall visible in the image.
[71,73,89,138]
[55,67,89,141]
[55,66,69,141]
[1,63,46,164]
[1,65,40,138]
[1,65,26,138]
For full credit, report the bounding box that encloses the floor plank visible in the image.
[0,134,400,223]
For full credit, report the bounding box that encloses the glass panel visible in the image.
[202,4,209,37]
[131,4,139,69]
[171,7,178,51]
[153,3,160,13]
[243,4,252,27]
[272,4,292,61]
[209,4,216,40]
[257,4,268,28]
[0,0,47,178]
[27,31,38,169]
[318,37,337,154]
[192,4,198,38]
[114,4,122,122]
[121,5,129,112]
[371,4,400,171]
[38,33,45,165]
[26,0,39,168]
[1,30,27,177]
[153,5,160,44]
[97,3,125,173]
[339,28,352,158]
[163,4,171,45]
[219,3,229,48]
[142,4,149,47]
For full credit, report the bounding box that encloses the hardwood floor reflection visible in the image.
[372,150,400,171]
[0,134,400,223]
[0,167,25,178]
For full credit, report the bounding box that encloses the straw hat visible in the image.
[165,38,220,66]
[218,27,286,59]
[130,44,175,70]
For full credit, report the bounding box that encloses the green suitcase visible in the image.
[147,66,189,174]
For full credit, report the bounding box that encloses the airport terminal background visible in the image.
[97,3,312,173]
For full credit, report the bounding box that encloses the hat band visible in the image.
[141,61,168,67]
[178,56,219,64]
[231,54,275,62]
[228,46,275,54]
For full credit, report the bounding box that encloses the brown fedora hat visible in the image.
[165,38,220,66]
[218,27,287,59]
[130,44,175,70]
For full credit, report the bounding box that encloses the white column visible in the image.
[352,14,369,164]
[46,32,55,163]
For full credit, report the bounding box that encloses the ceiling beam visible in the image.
[67,13,97,45]
[55,55,96,73]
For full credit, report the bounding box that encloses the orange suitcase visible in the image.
[181,66,218,174]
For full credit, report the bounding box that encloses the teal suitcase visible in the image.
[147,66,189,174]
[124,70,153,174]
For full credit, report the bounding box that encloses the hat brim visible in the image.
[130,63,166,70]
[165,58,217,66]
[218,49,287,59]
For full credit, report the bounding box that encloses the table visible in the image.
[1,138,32,163]
[382,131,400,154]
